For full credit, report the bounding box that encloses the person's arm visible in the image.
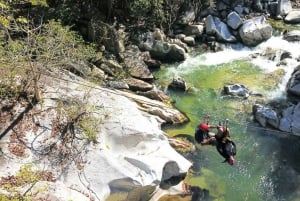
[208,125,219,129]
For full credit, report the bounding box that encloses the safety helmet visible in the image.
[199,122,209,131]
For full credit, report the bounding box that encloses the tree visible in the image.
[0,1,96,102]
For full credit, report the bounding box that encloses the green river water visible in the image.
[153,38,300,201]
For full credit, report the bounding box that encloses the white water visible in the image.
[253,36,300,98]
[169,36,300,100]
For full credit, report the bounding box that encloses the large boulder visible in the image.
[284,9,300,24]
[183,24,204,37]
[123,57,154,81]
[279,103,300,135]
[205,15,237,42]
[283,30,300,41]
[253,104,279,128]
[150,41,187,62]
[239,16,273,46]
[139,32,187,62]
[277,0,292,17]
[287,65,300,96]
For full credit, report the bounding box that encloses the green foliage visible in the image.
[129,0,152,16]
[75,114,102,143]
[0,163,46,201]
[0,19,97,100]
[16,164,40,185]
[46,0,81,24]
[29,0,48,6]
[57,93,104,144]
[129,0,184,29]
[31,20,96,68]
[268,19,300,32]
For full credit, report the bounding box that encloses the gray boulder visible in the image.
[183,24,204,37]
[279,103,300,135]
[205,15,237,42]
[150,41,186,62]
[227,11,243,30]
[239,16,273,46]
[287,65,300,96]
[277,0,292,16]
[253,104,279,128]
[122,46,154,81]
[284,9,300,24]
[283,30,300,41]
[124,77,153,92]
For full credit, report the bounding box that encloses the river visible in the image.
[154,36,300,201]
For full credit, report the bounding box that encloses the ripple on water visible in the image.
[258,175,276,201]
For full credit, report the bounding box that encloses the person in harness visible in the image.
[215,123,236,166]
[194,122,219,145]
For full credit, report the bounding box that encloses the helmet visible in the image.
[199,123,209,131]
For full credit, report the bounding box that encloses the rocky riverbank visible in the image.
[1,0,300,200]
[0,73,192,201]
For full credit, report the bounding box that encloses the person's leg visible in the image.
[228,155,235,165]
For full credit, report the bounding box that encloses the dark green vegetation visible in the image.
[0,0,213,101]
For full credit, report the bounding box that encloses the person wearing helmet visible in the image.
[194,122,219,145]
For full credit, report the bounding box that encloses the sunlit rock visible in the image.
[150,41,187,62]
[124,77,153,92]
[277,0,292,17]
[239,16,273,46]
[283,30,300,42]
[284,9,300,24]
[137,89,172,103]
[182,36,196,46]
[0,79,191,201]
[205,15,237,42]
